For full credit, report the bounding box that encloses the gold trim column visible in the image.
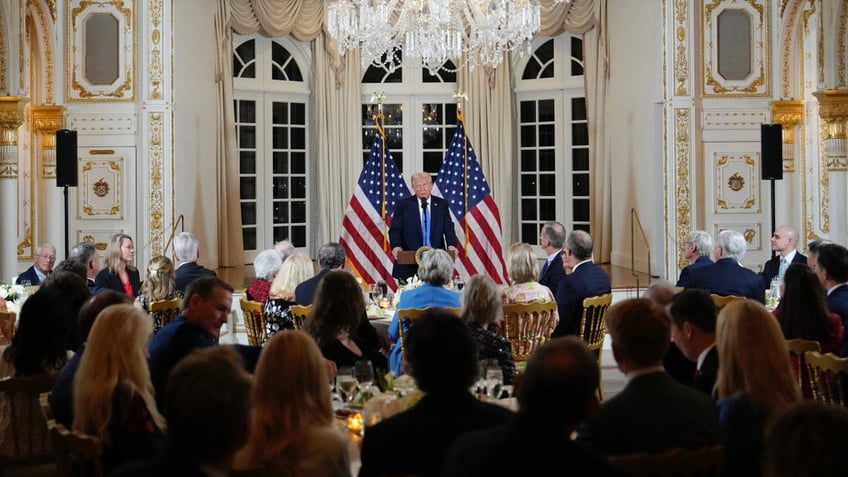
[812,89,848,171]
[770,99,803,172]
[31,105,65,178]
[0,96,28,281]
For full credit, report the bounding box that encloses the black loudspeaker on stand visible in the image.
[56,129,78,258]
[761,124,783,255]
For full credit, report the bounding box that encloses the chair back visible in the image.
[579,293,612,400]
[785,338,821,400]
[290,304,312,330]
[239,297,266,346]
[0,310,15,344]
[0,374,57,465]
[47,419,103,477]
[397,307,461,361]
[805,351,848,406]
[609,445,724,477]
[148,297,182,332]
[501,300,558,362]
[38,392,53,422]
[710,294,745,309]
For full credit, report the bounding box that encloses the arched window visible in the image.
[513,34,588,243]
[233,35,311,262]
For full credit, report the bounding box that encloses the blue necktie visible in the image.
[421,199,430,246]
[778,257,788,279]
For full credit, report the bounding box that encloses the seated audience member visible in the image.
[246,249,283,303]
[578,298,719,456]
[764,402,848,477]
[554,230,611,337]
[275,239,296,262]
[147,277,260,411]
[50,291,134,428]
[69,241,106,295]
[306,270,387,372]
[234,331,350,476]
[762,225,806,286]
[643,281,698,388]
[95,233,141,297]
[387,249,460,374]
[806,238,832,273]
[53,259,88,282]
[41,269,91,350]
[172,232,216,293]
[676,230,713,287]
[503,242,558,324]
[815,243,848,355]
[461,274,516,385]
[136,256,182,332]
[775,263,842,354]
[16,243,56,285]
[669,289,719,397]
[716,300,800,477]
[264,252,313,337]
[359,310,513,477]
[295,241,344,305]
[537,222,567,293]
[687,229,765,303]
[73,304,165,472]
[443,337,625,477]
[111,346,253,476]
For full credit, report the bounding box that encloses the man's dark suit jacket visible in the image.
[761,251,807,286]
[174,262,216,293]
[147,316,260,412]
[694,346,719,398]
[538,250,566,294]
[388,194,456,280]
[294,268,329,305]
[578,371,719,456]
[442,415,626,477]
[676,255,712,287]
[110,450,210,477]
[86,277,107,295]
[553,261,611,337]
[827,284,848,355]
[15,265,42,285]
[686,258,765,303]
[95,268,142,297]
[359,392,512,477]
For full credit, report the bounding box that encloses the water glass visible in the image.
[336,366,358,409]
[355,360,375,395]
[485,368,504,399]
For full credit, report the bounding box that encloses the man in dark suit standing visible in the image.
[669,289,719,397]
[173,232,216,293]
[294,242,345,305]
[16,243,56,285]
[687,229,765,303]
[538,221,567,293]
[676,230,713,287]
[578,298,719,455]
[554,230,611,337]
[815,243,848,355]
[389,172,456,280]
[761,225,806,287]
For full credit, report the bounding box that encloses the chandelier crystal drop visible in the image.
[326,0,554,73]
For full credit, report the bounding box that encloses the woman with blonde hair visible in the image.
[716,299,800,477]
[461,274,516,385]
[264,252,314,336]
[137,256,182,332]
[503,242,558,324]
[95,233,141,297]
[73,304,165,472]
[234,330,350,476]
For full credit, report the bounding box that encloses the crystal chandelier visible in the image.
[326,0,549,74]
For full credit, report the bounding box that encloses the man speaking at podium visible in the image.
[390,172,457,280]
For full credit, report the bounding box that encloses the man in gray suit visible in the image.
[578,298,719,456]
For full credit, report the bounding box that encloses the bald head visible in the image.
[771,225,799,257]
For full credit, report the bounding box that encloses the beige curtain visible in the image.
[457,62,515,246]
[312,33,363,251]
[214,0,244,267]
[229,0,324,40]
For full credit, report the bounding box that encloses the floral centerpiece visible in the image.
[0,282,26,313]
[392,274,423,307]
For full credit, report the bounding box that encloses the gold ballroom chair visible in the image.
[148,296,182,332]
[0,310,16,345]
[501,300,558,365]
[785,338,821,400]
[239,297,267,346]
[609,444,724,477]
[290,304,312,330]
[0,374,57,474]
[805,351,848,407]
[396,306,462,363]
[578,293,612,401]
[710,294,745,310]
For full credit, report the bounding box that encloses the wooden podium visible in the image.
[396,247,456,265]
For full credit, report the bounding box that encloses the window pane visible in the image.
[537,39,554,63]
[292,226,307,247]
[274,202,288,223]
[292,177,306,198]
[521,150,536,171]
[539,124,555,147]
[573,148,589,171]
[573,199,590,221]
[273,102,288,124]
[521,175,537,195]
[521,223,538,243]
[423,151,443,172]
[291,126,306,150]
[242,229,256,250]
[539,174,556,196]
[291,152,306,174]
[273,151,288,174]
[240,178,255,200]
[521,199,537,220]
[239,126,255,148]
[273,226,287,244]
[520,101,536,122]
[572,97,586,121]
[539,149,555,171]
[272,126,288,149]
[241,202,256,225]
[291,201,306,222]
[239,101,256,123]
[422,127,441,149]
[540,199,557,220]
[273,177,288,199]
[572,123,588,146]
[573,173,589,196]
[522,58,541,80]
[240,151,255,174]
[539,100,555,122]
[291,103,306,125]
[521,125,536,147]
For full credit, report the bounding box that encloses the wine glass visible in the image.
[368,284,378,305]
[355,360,375,395]
[485,368,504,400]
[336,366,358,410]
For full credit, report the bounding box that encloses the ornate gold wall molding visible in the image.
[780,0,803,97]
[0,96,29,179]
[812,89,848,142]
[149,111,164,256]
[31,104,64,178]
[673,0,690,96]
[839,1,847,87]
[674,108,692,270]
[148,0,164,100]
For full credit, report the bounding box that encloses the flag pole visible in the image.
[372,91,388,251]
[454,90,469,257]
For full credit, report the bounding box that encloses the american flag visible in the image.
[434,116,508,284]
[340,119,410,291]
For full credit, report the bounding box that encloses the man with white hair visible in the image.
[173,232,216,293]
[16,243,57,285]
[274,239,296,263]
[676,230,713,287]
[686,229,765,303]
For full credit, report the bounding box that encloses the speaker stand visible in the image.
[63,185,70,259]
[769,178,776,258]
